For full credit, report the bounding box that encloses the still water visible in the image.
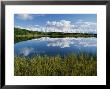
[14,37,97,57]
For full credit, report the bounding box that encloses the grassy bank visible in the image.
[14,53,97,76]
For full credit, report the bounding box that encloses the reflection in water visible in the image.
[19,47,34,56]
[15,37,97,57]
[33,37,96,48]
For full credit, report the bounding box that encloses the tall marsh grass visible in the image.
[14,53,97,76]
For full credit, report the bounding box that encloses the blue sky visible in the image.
[14,14,97,33]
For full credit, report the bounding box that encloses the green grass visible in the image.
[14,53,97,76]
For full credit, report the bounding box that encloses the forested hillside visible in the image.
[14,27,97,37]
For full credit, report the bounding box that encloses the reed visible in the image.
[14,53,97,76]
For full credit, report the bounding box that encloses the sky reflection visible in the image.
[15,37,97,57]
[34,37,96,48]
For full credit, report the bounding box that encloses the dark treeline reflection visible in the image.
[14,27,97,43]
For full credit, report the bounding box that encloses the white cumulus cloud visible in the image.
[46,20,71,32]
[15,19,97,34]
[17,14,33,20]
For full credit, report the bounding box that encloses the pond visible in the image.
[14,37,97,57]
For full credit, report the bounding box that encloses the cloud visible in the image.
[74,20,97,33]
[15,19,97,33]
[16,14,45,20]
[15,25,25,29]
[17,14,33,20]
[45,20,96,33]
[46,20,71,32]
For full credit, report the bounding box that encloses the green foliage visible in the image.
[14,27,97,37]
[14,53,97,76]
[14,27,97,43]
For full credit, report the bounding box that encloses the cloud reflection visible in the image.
[19,47,34,56]
[34,37,96,48]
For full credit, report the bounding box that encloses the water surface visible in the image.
[14,37,97,57]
